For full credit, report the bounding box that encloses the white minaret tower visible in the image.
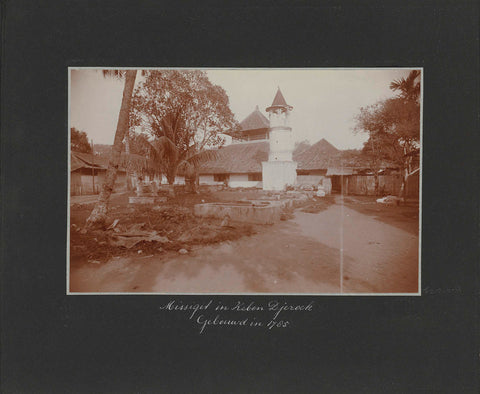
[262,87,297,190]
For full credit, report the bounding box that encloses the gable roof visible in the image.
[71,151,147,172]
[71,152,107,171]
[198,138,399,175]
[71,153,90,172]
[239,107,270,131]
[294,139,398,170]
[293,138,340,170]
[271,87,288,107]
[198,141,269,174]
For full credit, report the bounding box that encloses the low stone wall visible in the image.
[257,192,310,209]
[129,196,167,204]
[229,181,262,188]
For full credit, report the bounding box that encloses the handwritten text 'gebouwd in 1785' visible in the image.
[159,299,314,334]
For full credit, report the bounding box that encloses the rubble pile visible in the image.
[70,203,255,263]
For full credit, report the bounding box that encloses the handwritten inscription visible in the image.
[159,300,314,334]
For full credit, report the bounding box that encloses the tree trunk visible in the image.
[166,163,177,185]
[86,70,137,229]
[402,167,409,205]
[125,130,134,191]
[185,170,198,194]
[398,166,408,205]
[166,173,176,185]
[194,172,199,193]
[374,172,379,196]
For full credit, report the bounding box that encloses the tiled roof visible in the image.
[71,153,88,172]
[239,107,270,131]
[71,152,107,171]
[70,151,145,172]
[294,139,397,170]
[199,138,398,175]
[198,141,269,174]
[293,139,340,170]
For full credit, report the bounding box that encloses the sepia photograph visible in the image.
[68,68,421,295]
[4,1,479,392]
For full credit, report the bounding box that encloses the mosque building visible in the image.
[197,88,403,194]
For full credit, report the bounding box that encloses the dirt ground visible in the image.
[69,191,419,294]
[69,189,263,263]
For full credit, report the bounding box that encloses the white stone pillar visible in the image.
[262,89,297,191]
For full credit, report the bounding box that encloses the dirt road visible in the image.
[70,197,419,294]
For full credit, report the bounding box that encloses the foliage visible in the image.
[126,132,151,156]
[361,131,403,169]
[71,127,92,153]
[354,98,419,167]
[129,70,239,183]
[127,132,220,182]
[390,70,421,103]
[354,70,421,166]
[354,70,421,196]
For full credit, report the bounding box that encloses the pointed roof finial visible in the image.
[271,87,288,107]
[255,105,259,110]
[266,87,293,112]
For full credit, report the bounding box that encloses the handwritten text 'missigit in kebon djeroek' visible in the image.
[159,300,314,334]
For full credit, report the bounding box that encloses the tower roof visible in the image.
[266,87,292,112]
[239,106,270,131]
[271,87,288,107]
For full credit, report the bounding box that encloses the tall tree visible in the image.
[362,131,403,195]
[354,71,420,198]
[70,127,92,153]
[388,70,421,199]
[355,102,400,195]
[130,70,238,186]
[86,70,137,229]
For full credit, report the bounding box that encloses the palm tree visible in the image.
[86,70,137,229]
[390,70,421,201]
[137,133,219,194]
[128,70,237,188]
[390,70,421,103]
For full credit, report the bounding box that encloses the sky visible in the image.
[70,68,415,149]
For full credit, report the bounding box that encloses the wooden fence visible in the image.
[345,174,403,196]
[344,173,419,198]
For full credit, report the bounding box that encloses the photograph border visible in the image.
[67,66,423,297]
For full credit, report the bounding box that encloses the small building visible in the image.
[70,152,134,195]
[293,139,401,195]
[198,141,269,188]
[294,138,342,189]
